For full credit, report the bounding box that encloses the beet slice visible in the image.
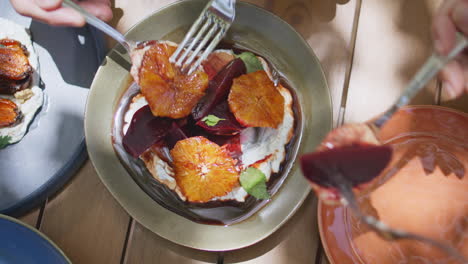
[192,58,246,121]
[221,135,242,162]
[300,143,392,198]
[196,101,243,135]
[202,51,236,80]
[164,122,189,149]
[123,105,172,158]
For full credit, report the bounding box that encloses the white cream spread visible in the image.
[0,18,44,144]
[240,85,294,180]
[124,50,295,202]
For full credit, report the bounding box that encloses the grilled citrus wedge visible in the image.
[0,98,21,128]
[137,42,209,119]
[0,39,33,95]
[0,39,31,81]
[228,70,284,128]
[170,136,239,202]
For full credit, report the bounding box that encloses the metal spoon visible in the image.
[62,0,136,52]
[370,33,468,131]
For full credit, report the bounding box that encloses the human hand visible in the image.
[432,0,468,101]
[10,0,112,27]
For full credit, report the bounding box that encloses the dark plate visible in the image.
[0,2,106,215]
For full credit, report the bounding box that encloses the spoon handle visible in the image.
[373,33,468,128]
[62,0,132,51]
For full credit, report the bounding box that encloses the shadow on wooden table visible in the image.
[243,0,351,32]
[343,0,443,123]
[125,194,318,263]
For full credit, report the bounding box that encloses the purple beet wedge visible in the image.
[299,123,393,203]
[123,105,173,158]
[196,102,244,135]
[192,58,246,121]
[164,122,189,149]
[300,143,392,204]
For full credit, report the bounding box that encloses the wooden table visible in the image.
[15,0,468,263]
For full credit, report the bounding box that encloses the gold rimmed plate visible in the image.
[85,0,331,251]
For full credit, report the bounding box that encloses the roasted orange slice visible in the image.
[0,98,21,128]
[170,136,239,202]
[137,42,209,119]
[0,39,32,81]
[228,70,284,128]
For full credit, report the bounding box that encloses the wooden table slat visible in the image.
[38,162,131,264]
[224,196,319,264]
[18,207,42,228]
[124,220,217,264]
[344,0,443,123]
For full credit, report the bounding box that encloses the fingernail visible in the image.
[34,0,59,8]
[441,81,457,101]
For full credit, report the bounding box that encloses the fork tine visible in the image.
[175,17,212,67]
[182,23,219,70]
[170,13,205,63]
[187,27,226,75]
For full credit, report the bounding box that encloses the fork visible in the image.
[62,0,136,53]
[170,0,236,75]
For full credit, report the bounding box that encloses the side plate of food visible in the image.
[0,2,106,215]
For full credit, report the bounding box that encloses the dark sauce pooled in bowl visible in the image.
[112,42,303,225]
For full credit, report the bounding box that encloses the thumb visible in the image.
[78,2,113,22]
[34,0,62,11]
[439,60,465,101]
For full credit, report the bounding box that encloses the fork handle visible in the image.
[62,0,131,51]
[373,33,468,128]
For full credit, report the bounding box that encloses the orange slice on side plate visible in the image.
[0,98,21,128]
[137,42,209,119]
[228,70,284,128]
[170,136,239,203]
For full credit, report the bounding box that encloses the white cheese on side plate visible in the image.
[0,18,44,144]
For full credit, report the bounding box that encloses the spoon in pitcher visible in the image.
[370,33,468,131]
[300,33,468,263]
[361,32,468,143]
[300,32,468,202]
